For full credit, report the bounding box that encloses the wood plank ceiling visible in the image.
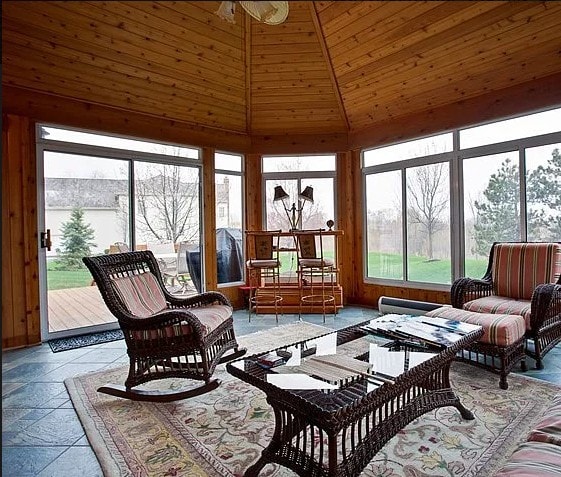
[3,1,561,137]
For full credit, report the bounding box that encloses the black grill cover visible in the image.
[186,228,243,292]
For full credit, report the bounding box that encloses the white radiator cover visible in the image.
[377,296,450,316]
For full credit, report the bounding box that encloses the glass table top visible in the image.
[229,327,437,392]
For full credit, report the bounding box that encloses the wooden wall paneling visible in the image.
[2,114,41,349]
[244,154,263,232]
[2,117,15,345]
[250,133,348,154]
[335,151,357,304]
[202,147,218,293]
[348,73,561,151]
[244,11,252,135]
[355,284,451,309]
[3,86,250,153]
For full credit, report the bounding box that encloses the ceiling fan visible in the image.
[215,1,289,25]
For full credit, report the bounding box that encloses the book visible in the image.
[257,352,286,368]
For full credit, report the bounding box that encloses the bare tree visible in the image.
[135,164,199,243]
[407,163,449,259]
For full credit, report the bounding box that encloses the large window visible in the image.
[39,125,202,295]
[263,155,336,233]
[363,106,561,287]
[215,152,244,286]
[263,154,337,278]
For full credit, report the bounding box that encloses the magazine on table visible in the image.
[419,316,481,335]
[362,314,475,348]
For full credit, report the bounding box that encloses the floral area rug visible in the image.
[66,322,561,477]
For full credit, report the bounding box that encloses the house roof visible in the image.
[4,1,561,143]
[45,177,230,208]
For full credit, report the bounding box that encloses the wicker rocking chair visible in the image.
[83,251,246,402]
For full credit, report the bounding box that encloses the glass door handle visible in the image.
[40,229,52,251]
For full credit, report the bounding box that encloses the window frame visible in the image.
[261,154,338,231]
[361,106,561,290]
[214,150,246,288]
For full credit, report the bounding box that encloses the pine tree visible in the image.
[57,207,96,269]
[527,148,561,241]
[472,158,520,256]
[473,148,561,254]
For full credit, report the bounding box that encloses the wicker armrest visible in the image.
[119,308,206,337]
[167,291,232,308]
[451,277,493,308]
[530,284,561,332]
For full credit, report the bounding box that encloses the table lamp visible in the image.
[273,185,314,230]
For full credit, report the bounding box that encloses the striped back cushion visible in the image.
[112,273,167,317]
[492,243,561,300]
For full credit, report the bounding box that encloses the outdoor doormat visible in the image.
[48,329,124,353]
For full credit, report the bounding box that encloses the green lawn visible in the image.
[47,261,92,290]
[367,252,488,283]
[46,252,489,291]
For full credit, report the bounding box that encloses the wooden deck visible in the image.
[47,286,116,333]
[47,284,198,333]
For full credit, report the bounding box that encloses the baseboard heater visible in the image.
[377,296,449,316]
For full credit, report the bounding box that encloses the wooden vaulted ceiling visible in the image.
[3,1,561,140]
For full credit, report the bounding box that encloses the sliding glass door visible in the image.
[40,151,129,339]
[37,126,202,340]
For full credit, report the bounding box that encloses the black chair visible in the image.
[83,251,246,402]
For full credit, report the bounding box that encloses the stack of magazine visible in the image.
[362,314,481,348]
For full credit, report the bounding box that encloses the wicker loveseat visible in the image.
[451,242,561,369]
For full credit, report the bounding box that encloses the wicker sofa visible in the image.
[495,393,561,476]
[451,242,561,369]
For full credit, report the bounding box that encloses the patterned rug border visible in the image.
[66,323,561,477]
[48,329,124,353]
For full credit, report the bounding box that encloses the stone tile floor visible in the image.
[3,306,561,476]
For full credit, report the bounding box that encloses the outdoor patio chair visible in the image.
[83,251,246,402]
[451,242,561,369]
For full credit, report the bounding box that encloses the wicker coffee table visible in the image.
[226,316,483,477]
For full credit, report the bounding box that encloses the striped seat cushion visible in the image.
[112,273,167,318]
[425,306,525,347]
[463,296,531,331]
[492,243,561,300]
[527,394,561,446]
[494,441,561,477]
[131,304,232,341]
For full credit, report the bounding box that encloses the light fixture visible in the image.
[215,1,236,23]
[273,185,314,231]
[215,1,289,25]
